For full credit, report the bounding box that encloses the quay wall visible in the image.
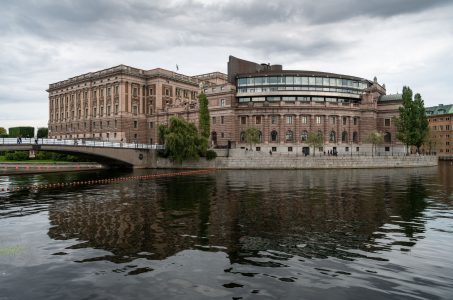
[156,151,438,170]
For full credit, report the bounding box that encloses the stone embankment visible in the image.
[156,150,438,169]
[0,162,104,175]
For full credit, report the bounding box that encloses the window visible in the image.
[354,117,358,125]
[288,147,293,152]
[241,116,247,125]
[345,147,349,152]
[329,131,336,142]
[115,86,119,95]
[256,116,261,125]
[107,106,111,116]
[272,147,277,152]
[384,132,391,143]
[93,107,97,117]
[285,130,294,142]
[271,115,278,124]
[115,104,119,114]
[220,99,225,107]
[301,116,308,124]
[114,120,117,128]
[342,131,348,143]
[240,131,245,142]
[301,131,308,142]
[149,122,153,129]
[221,116,225,124]
[212,117,217,124]
[286,116,293,124]
[353,132,358,143]
[134,121,138,128]
[385,146,390,152]
[316,116,321,124]
[331,116,336,124]
[385,118,391,126]
[133,106,138,116]
[343,117,347,125]
[271,130,278,142]
[133,87,138,97]
[107,87,111,96]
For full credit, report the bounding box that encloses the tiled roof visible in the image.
[425,104,453,116]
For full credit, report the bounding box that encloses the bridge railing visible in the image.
[0,138,164,150]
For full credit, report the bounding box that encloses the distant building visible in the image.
[48,56,407,155]
[424,104,453,157]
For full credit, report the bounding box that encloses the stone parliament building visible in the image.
[47,56,405,155]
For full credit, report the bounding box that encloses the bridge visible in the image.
[0,138,164,168]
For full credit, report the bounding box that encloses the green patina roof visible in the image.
[425,104,453,116]
[379,94,403,102]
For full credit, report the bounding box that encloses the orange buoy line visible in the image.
[0,169,216,194]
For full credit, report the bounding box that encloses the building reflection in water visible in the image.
[47,166,442,264]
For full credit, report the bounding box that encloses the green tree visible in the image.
[366,130,384,156]
[244,127,261,150]
[198,92,210,140]
[0,127,7,137]
[8,126,34,138]
[395,87,429,154]
[37,127,48,138]
[423,127,440,155]
[307,131,323,156]
[159,117,207,163]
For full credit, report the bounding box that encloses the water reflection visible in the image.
[43,167,438,264]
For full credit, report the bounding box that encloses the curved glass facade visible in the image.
[236,74,370,103]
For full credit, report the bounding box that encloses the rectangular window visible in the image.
[385,118,391,126]
[272,147,277,152]
[149,122,153,128]
[271,115,278,124]
[212,117,216,124]
[354,117,358,125]
[256,116,261,125]
[221,116,225,124]
[286,116,293,124]
[133,106,138,116]
[134,121,138,128]
[301,116,307,124]
[220,99,225,107]
[288,147,293,152]
[241,116,247,125]
[107,106,111,116]
[332,116,336,124]
[115,104,119,114]
[133,87,138,97]
[343,117,347,125]
[316,116,321,124]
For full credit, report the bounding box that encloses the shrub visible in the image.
[5,151,29,161]
[205,150,217,160]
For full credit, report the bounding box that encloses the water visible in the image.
[1,163,452,299]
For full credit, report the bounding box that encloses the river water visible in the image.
[0,163,452,300]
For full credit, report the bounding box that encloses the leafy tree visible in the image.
[395,87,429,154]
[366,130,384,156]
[8,126,34,138]
[244,127,261,150]
[159,117,207,163]
[423,127,440,155]
[0,127,7,137]
[307,131,323,156]
[198,92,210,140]
[37,127,48,138]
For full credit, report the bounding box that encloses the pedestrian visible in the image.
[269,150,272,156]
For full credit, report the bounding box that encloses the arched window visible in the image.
[329,131,336,142]
[342,131,348,143]
[384,132,391,143]
[317,130,323,139]
[301,130,308,142]
[258,131,263,142]
[240,131,245,142]
[353,131,358,143]
[271,130,278,142]
[286,130,294,142]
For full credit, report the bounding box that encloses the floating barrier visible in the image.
[0,169,215,194]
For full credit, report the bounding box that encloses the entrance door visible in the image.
[302,147,310,156]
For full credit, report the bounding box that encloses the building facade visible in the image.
[48,56,406,155]
[424,104,453,157]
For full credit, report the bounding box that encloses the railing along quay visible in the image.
[0,138,164,150]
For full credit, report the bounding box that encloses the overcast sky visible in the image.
[1,0,452,129]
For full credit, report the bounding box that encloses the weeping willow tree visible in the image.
[158,117,208,163]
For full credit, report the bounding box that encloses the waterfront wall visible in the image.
[0,162,104,175]
[156,151,438,170]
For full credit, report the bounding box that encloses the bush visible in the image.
[5,151,29,161]
[205,150,217,160]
